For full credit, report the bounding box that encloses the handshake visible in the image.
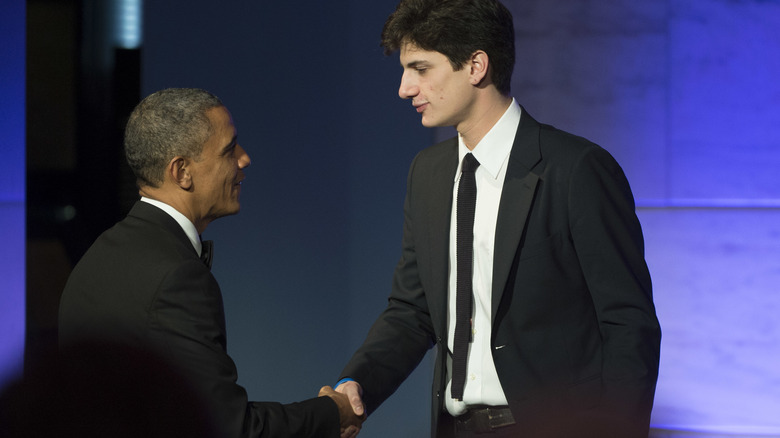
[319,381,365,438]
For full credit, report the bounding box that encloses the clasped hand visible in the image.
[319,381,365,438]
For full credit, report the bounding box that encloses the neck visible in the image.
[139,187,210,234]
[457,93,512,150]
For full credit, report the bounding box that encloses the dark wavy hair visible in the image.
[381,0,515,95]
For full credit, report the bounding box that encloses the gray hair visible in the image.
[124,88,223,187]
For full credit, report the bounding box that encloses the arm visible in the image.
[150,260,341,438]
[338,153,438,415]
[568,146,662,428]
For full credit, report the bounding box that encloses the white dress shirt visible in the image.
[445,99,522,415]
[140,197,203,256]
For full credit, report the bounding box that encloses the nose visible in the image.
[398,70,418,100]
[237,144,251,168]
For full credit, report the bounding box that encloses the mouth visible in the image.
[413,102,428,113]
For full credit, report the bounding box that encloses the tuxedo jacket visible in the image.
[59,201,339,438]
[341,109,661,437]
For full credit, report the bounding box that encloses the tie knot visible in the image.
[462,153,480,173]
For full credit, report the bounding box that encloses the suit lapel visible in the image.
[491,110,542,321]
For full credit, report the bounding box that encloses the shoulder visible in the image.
[59,213,208,344]
[537,122,602,160]
[409,136,457,172]
[417,135,456,159]
[68,218,203,295]
[510,107,608,169]
[522,119,619,178]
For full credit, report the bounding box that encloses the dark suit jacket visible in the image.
[340,109,661,437]
[59,201,339,438]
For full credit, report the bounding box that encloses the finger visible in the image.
[334,381,365,416]
[340,425,360,438]
[343,383,365,416]
[348,392,364,416]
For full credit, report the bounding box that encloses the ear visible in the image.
[468,50,489,86]
[168,156,193,190]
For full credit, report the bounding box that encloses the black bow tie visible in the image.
[200,240,214,269]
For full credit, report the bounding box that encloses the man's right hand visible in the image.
[319,385,364,438]
[334,379,365,418]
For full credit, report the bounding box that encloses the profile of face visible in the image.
[188,106,251,223]
[398,42,476,130]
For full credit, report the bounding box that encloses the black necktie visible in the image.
[200,240,213,269]
[452,153,479,401]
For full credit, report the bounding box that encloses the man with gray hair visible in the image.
[59,88,362,438]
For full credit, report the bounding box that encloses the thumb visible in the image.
[344,383,365,416]
[350,393,365,417]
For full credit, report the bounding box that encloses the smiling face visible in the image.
[188,106,251,225]
[398,42,477,130]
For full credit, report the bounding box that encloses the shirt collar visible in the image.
[140,197,203,256]
[455,98,522,180]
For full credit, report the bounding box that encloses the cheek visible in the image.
[429,79,453,101]
[421,85,445,103]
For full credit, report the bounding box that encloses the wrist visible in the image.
[335,377,354,388]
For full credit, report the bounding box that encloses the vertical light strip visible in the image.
[115,0,143,49]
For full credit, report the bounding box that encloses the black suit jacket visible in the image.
[341,109,661,437]
[59,201,339,438]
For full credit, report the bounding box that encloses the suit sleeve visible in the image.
[340,153,437,415]
[568,146,661,429]
[149,260,339,438]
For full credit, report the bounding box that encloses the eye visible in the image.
[222,138,239,157]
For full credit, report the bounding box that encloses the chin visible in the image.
[220,203,241,218]
[421,117,448,129]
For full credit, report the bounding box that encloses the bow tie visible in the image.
[200,240,214,269]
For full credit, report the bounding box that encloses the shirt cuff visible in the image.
[335,377,354,388]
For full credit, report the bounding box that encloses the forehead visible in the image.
[205,106,236,138]
[399,41,449,66]
[206,106,232,128]
[201,106,235,151]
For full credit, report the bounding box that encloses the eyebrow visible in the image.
[404,60,430,69]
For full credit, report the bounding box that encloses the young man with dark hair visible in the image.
[335,1,661,436]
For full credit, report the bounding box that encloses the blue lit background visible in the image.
[6,0,780,436]
[509,2,780,433]
[0,0,26,388]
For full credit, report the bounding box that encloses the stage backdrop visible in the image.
[506,2,780,434]
[0,0,26,390]
[140,1,779,437]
